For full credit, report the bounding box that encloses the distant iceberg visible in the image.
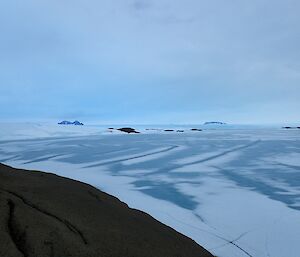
[58,120,84,125]
[204,121,226,125]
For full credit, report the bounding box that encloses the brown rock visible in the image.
[0,163,213,257]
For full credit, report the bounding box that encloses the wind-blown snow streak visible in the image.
[85,145,180,168]
[1,128,300,257]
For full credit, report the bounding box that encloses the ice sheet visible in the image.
[1,125,300,257]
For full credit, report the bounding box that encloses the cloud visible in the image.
[0,0,299,123]
[132,0,152,11]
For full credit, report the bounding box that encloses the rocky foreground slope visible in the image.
[0,163,213,257]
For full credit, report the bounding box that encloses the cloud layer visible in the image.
[0,0,299,123]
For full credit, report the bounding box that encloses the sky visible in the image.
[0,0,299,124]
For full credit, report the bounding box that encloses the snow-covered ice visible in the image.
[0,123,300,257]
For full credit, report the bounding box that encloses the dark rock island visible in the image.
[282,126,300,129]
[117,127,140,133]
[58,120,84,125]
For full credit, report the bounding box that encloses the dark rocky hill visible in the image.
[0,163,213,257]
[58,120,84,125]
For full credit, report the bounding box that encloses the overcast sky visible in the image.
[0,0,299,124]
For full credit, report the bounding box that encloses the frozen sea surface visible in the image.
[0,125,300,257]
